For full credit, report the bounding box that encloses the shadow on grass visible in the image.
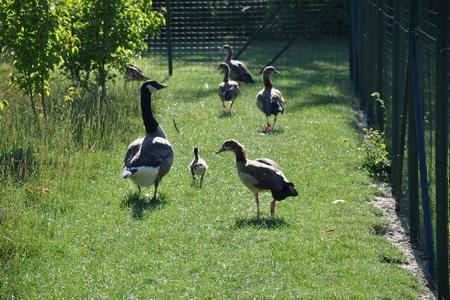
[234,216,288,230]
[121,192,167,220]
[257,126,285,135]
[217,110,233,118]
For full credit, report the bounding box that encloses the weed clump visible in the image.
[361,128,390,181]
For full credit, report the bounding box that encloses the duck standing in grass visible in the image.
[218,63,240,113]
[216,139,298,218]
[122,80,174,200]
[256,66,285,134]
[189,147,208,187]
[220,45,255,84]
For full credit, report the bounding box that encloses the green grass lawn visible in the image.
[0,39,421,298]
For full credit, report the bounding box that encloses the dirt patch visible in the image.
[370,183,436,299]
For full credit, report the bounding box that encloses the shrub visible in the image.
[361,128,390,181]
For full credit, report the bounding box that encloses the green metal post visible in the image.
[365,1,374,126]
[357,2,364,106]
[375,0,384,131]
[395,63,409,212]
[391,0,401,200]
[406,66,419,243]
[166,0,173,76]
[358,1,367,111]
[435,0,449,298]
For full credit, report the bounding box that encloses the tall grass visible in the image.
[0,39,422,298]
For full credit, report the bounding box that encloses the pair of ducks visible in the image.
[218,45,285,134]
[122,80,297,219]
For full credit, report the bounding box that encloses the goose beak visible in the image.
[274,69,280,74]
[215,146,225,154]
[159,83,168,89]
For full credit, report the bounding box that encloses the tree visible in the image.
[58,0,165,108]
[0,0,61,121]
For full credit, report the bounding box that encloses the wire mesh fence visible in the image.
[147,0,348,72]
[350,0,448,298]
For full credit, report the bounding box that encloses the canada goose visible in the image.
[189,147,208,187]
[256,66,285,134]
[218,63,240,113]
[122,80,174,200]
[220,45,255,84]
[124,63,148,81]
[216,139,298,218]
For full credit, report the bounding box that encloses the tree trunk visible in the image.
[40,93,47,121]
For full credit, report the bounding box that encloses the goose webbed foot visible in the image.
[264,124,273,134]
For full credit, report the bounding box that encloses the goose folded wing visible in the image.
[271,89,285,104]
[129,138,172,168]
[256,158,282,171]
[124,138,144,165]
[244,162,285,191]
[234,61,254,82]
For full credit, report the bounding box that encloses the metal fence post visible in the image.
[365,1,374,126]
[375,0,384,131]
[350,0,358,91]
[166,0,173,76]
[409,0,435,280]
[390,0,401,200]
[406,65,419,243]
[358,1,366,111]
[435,0,449,297]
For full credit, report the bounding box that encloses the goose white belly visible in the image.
[129,166,160,187]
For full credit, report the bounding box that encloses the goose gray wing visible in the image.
[256,89,272,114]
[124,138,144,165]
[271,88,285,104]
[230,59,254,83]
[127,136,173,169]
[256,158,282,171]
[240,160,285,191]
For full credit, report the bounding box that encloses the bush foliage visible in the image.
[361,128,391,181]
[0,0,165,119]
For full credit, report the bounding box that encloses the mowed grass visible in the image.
[0,39,421,298]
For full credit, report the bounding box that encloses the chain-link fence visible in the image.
[350,1,448,298]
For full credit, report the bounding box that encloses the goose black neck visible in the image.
[233,147,247,163]
[223,67,230,82]
[225,48,232,62]
[263,74,273,89]
[141,86,158,133]
[194,148,199,160]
